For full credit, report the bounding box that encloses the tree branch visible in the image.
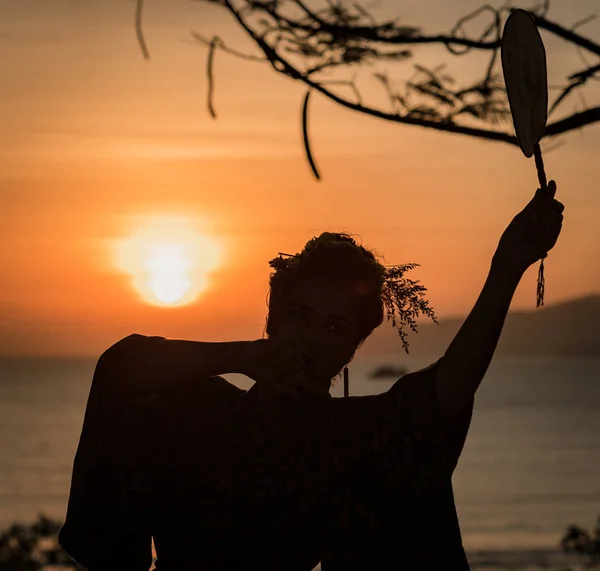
[532,13,600,56]
[133,0,599,180]
[545,106,600,137]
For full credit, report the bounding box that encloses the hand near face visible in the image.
[240,338,330,399]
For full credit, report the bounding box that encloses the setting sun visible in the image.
[114,215,222,307]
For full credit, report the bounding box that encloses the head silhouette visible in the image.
[265,232,387,389]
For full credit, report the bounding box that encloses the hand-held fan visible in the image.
[501,8,550,307]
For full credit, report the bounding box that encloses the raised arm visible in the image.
[102,333,324,398]
[103,334,251,383]
[436,181,564,418]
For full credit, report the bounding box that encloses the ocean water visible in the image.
[0,353,599,566]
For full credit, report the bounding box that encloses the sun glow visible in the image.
[115,216,222,307]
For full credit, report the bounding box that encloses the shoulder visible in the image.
[94,334,244,399]
[98,333,163,363]
[387,359,442,399]
[90,334,162,381]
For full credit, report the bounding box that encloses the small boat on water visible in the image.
[368,364,408,379]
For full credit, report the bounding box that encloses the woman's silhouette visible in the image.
[59,181,563,570]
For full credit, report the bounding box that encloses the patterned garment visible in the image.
[59,334,473,571]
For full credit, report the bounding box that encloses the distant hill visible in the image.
[362,293,600,357]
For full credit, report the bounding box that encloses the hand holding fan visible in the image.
[501,8,551,307]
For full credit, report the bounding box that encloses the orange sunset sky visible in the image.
[1,0,599,357]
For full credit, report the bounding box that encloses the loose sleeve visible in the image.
[322,358,473,515]
[320,360,473,569]
[59,334,243,570]
[384,358,473,478]
[59,336,162,571]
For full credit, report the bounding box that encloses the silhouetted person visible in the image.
[59,182,563,570]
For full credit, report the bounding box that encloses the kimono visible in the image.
[59,334,472,570]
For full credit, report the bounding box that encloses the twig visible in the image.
[191,31,266,62]
[135,0,150,60]
[207,39,218,118]
[302,90,321,180]
[532,13,600,56]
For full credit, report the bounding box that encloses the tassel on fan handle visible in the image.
[533,142,548,308]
